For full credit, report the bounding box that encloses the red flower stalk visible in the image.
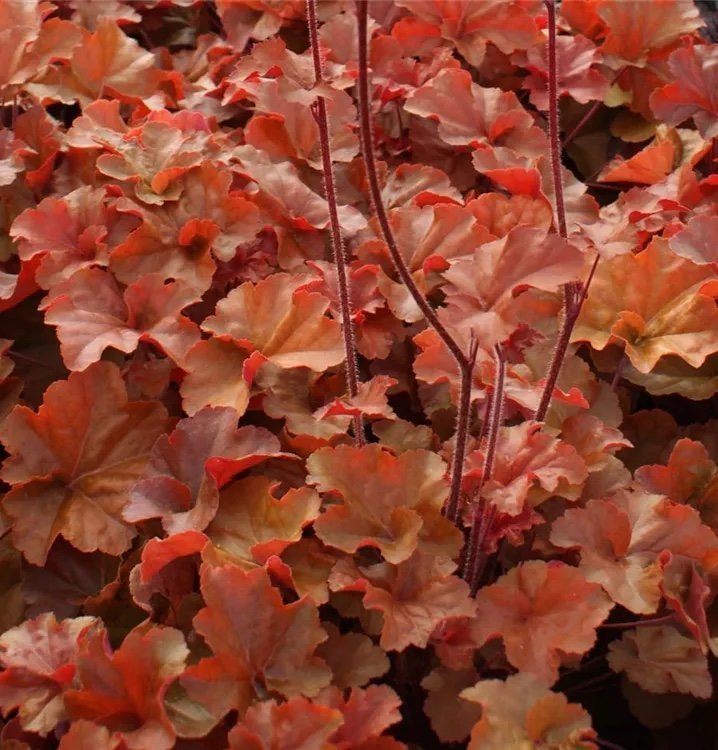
[356,0,474,523]
[307,0,364,446]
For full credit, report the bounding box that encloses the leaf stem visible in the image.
[599,613,675,629]
[307,0,364,446]
[356,0,474,518]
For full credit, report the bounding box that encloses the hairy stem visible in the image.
[307,0,364,446]
[599,613,675,629]
[446,333,479,523]
[463,346,506,595]
[356,0,474,517]
[534,3,601,423]
[545,0,566,239]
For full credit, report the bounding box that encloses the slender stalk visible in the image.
[446,333,479,523]
[545,0,566,239]
[533,281,583,421]
[307,0,364,446]
[355,1,468,374]
[356,0,473,519]
[464,346,506,595]
[533,3,601,423]
[562,68,626,149]
[562,99,602,150]
[599,613,675,629]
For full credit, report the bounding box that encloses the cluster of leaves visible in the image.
[2,0,718,747]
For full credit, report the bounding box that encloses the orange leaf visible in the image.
[397,0,539,67]
[227,696,342,750]
[307,444,462,564]
[64,626,189,750]
[67,19,165,107]
[421,666,482,744]
[651,42,718,138]
[550,487,718,613]
[320,684,405,749]
[206,475,320,565]
[181,565,331,723]
[129,531,207,619]
[0,613,100,735]
[203,273,345,371]
[180,339,253,418]
[124,407,287,534]
[597,0,701,65]
[10,186,127,290]
[0,362,169,565]
[598,136,675,185]
[316,623,389,690]
[635,438,718,533]
[405,67,546,153]
[572,238,718,373]
[608,625,712,698]
[42,269,201,371]
[520,34,609,110]
[472,560,613,683]
[461,673,598,750]
[329,552,475,652]
[58,720,128,750]
[464,421,588,517]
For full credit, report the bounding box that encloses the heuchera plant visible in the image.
[3,0,718,747]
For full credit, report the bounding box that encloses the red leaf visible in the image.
[0,362,169,565]
[0,613,100,735]
[307,444,462,564]
[472,560,613,683]
[124,407,288,534]
[181,565,331,724]
[64,626,189,750]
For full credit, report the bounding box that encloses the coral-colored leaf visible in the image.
[651,44,718,138]
[405,68,546,152]
[0,362,169,565]
[608,626,712,698]
[397,0,539,67]
[520,34,608,110]
[64,626,189,750]
[182,565,331,723]
[206,476,320,565]
[315,624,390,690]
[461,673,598,750]
[0,613,99,735]
[202,273,344,371]
[597,0,700,65]
[58,720,128,750]
[635,438,718,533]
[307,444,462,564]
[330,552,475,652]
[464,421,588,517]
[179,339,253,417]
[124,408,287,534]
[472,560,613,683]
[441,226,584,348]
[668,214,718,265]
[66,19,165,107]
[550,487,718,613]
[422,667,482,744]
[573,238,718,373]
[227,696,342,750]
[42,269,200,371]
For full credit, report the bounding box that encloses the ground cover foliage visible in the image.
[2,0,718,747]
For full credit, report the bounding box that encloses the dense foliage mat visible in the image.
[2,1,718,748]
